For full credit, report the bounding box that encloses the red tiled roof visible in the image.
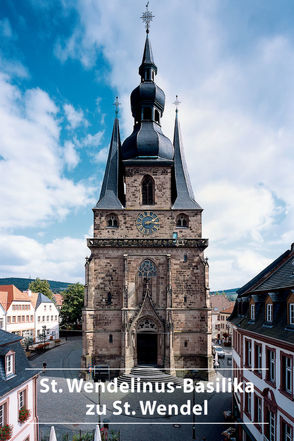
[0,285,31,311]
[53,294,64,306]
[221,305,234,314]
[210,295,232,312]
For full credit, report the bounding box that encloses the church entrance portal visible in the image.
[137,333,157,365]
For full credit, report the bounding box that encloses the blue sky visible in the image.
[0,0,293,290]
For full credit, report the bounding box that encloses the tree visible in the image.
[28,278,54,300]
[60,283,84,328]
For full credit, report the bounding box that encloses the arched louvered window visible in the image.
[176,214,189,228]
[106,214,119,228]
[142,175,155,205]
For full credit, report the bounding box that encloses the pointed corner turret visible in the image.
[95,117,124,210]
[172,109,202,210]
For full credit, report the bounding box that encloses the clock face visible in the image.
[136,211,160,235]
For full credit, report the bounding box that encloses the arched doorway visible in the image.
[136,318,158,365]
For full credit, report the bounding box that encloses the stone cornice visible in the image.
[87,238,208,249]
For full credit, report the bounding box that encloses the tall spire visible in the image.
[120,3,174,162]
[172,105,201,210]
[139,34,157,79]
[95,115,123,209]
[139,4,157,80]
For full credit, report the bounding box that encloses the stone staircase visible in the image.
[117,366,183,386]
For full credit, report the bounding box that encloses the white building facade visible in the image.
[33,293,59,342]
[229,244,294,441]
[0,304,5,330]
[0,286,59,343]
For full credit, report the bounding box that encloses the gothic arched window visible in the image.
[176,214,189,228]
[142,175,155,205]
[106,214,119,228]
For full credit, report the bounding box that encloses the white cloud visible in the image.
[200,182,277,242]
[94,146,108,163]
[81,130,104,148]
[64,141,79,169]
[0,72,94,230]
[0,233,89,282]
[63,103,86,129]
[12,0,294,287]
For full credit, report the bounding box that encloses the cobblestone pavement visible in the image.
[30,338,234,441]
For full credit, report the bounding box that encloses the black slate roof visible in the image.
[254,255,294,291]
[0,330,38,397]
[172,111,202,210]
[36,292,54,308]
[237,246,293,295]
[229,244,294,345]
[95,118,124,210]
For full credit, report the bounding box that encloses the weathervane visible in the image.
[173,95,181,112]
[141,2,155,33]
[113,96,121,116]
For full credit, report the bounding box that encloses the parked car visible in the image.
[213,346,226,358]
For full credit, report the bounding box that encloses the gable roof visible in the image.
[0,285,31,311]
[237,244,294,295]
[221,305,234,315]
[36,293,53,308]
[0,329,21,345]
[210,295,233,312]
[0,330,38,397]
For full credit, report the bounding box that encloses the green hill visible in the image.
[0,277,73,293]
[210,288,239,301]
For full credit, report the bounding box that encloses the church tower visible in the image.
[82,9,212,378]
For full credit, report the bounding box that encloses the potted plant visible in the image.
[0,424,13,441]
[18,407,31,423]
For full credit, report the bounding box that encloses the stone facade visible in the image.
[82,165,212,377]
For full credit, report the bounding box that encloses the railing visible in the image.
[87,238,208,249]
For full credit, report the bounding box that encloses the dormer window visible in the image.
[289,303,294,325]
[250,304,255,321]
[176,214,189,228]
[5,351,15,376]
[106,214,119,228]
[266,303,273,322]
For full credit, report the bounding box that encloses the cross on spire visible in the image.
[113,96,121,116]
[173,95,181,112]
[141,2,155,34]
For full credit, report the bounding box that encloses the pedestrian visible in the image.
[42,362,47,372]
